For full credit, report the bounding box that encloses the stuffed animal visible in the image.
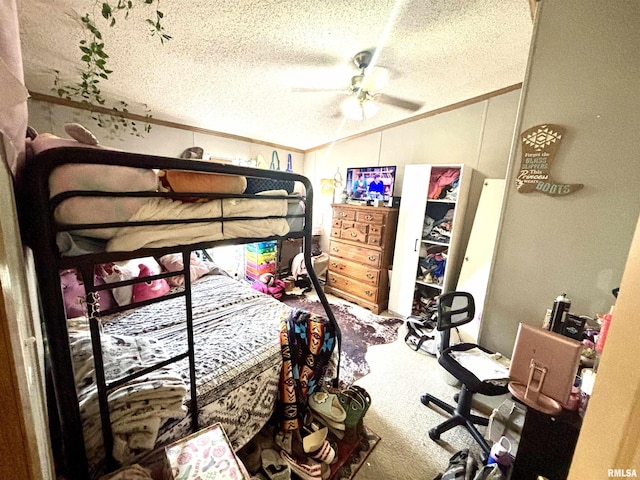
[60,268,117,319]
[132,263,170,303]
[27,123,102,157]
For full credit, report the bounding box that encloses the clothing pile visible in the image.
[424,208,455,244]
[428,168,461,201]
[411,287,439,321]
[417,252,447,286]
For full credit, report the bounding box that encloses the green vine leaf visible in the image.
[52,0,170,138]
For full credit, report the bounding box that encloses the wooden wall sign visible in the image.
[516,124,584,196]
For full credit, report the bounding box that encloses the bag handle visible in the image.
[270,151,280,171]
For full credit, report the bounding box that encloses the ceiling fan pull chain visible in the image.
[286,153,293,172]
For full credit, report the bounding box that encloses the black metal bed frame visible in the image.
[17,146,341,479]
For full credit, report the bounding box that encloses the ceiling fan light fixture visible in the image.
[342,95,379,121]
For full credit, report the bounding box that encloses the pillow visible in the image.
[60,268,117,319]
[162,169,247,195]
[27,131,158,197]
[159,252,213,287]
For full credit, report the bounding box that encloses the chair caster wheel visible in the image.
[428,428,440,441]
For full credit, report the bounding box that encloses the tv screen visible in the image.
[346,165,396,202]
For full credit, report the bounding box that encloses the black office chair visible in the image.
[420,291,509,455]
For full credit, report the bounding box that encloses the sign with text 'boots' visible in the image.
[516,124,583,196]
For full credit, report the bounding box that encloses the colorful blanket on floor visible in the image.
[278,308,337,431]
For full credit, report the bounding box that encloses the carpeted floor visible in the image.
[350,322,506,480]
[281,293,404,386]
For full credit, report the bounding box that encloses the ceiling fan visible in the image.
[295,50,424,121]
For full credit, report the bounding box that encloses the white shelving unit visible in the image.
[388,164,473,318]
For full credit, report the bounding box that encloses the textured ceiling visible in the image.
[17,0,533,150]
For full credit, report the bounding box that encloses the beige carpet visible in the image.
[350,322,501,480]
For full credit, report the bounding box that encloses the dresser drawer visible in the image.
[326,271,379,301]
[356,210,385,224]
[328,257,380,286]
[368,235,382,246]
[369,224,384,236]
[340,227,367,243]
[328,241,381,267]
[333,207,356,221]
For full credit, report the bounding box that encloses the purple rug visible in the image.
[281,294,403,386]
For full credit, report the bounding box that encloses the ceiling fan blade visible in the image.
[374,93,423,112]
[291,86,350,94]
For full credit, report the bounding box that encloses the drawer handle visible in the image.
[350,232,357,237]
[368,255,377,261]
[332,247,339,252]
[330,277,337,283]
[331,262,338,268]
[365,290,373,296]
[340,212,348,217]
[365,215,373,220]
[366,273,374,279]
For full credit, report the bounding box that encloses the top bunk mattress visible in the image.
[19,145,309,256]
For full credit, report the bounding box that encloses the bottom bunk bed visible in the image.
[72,271,292,476]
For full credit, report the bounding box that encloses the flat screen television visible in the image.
[345,165,396,202]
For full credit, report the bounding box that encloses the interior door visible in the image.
[388,164,431,317]
[455,179,506,342]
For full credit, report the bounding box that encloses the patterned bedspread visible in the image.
[88,273,289,471]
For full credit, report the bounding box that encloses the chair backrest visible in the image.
[436,291,475,352]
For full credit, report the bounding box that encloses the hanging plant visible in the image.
[53,0,171,138]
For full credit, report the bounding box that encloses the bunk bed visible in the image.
[17,144,341,480]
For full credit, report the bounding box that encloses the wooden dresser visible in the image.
[324,204,399,314]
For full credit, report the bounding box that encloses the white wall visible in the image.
[27,100,307,173]
[480,0,640,356]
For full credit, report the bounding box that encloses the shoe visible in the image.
[302,425,335,464]
[301,425,327,453]
[311,412,344,440]
[309,439,336,465]
[261,448,291,480]
[350,385,371,416]
[309,391,346,423]
[337,388,368,444]
[338,389,366,427]
[274,430,292,454]
[238,438,262,474]
[280,450,322,480]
